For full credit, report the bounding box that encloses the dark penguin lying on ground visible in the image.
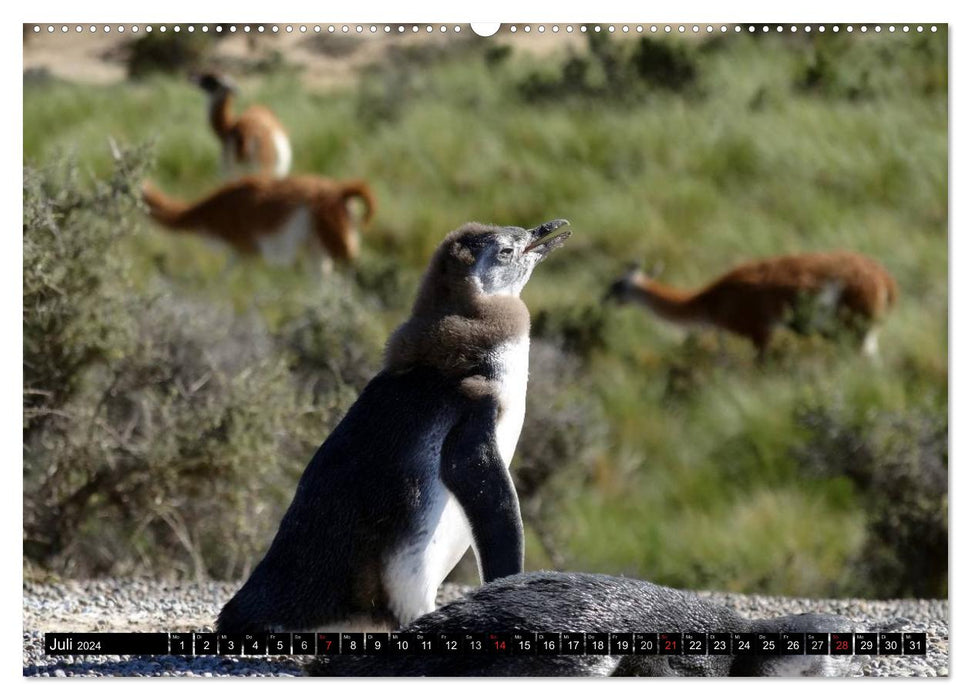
[216,219,572,633]
[309,571,876,677]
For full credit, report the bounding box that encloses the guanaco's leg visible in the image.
[861,328,881,360]
[751,328,773,364]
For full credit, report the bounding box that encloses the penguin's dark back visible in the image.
[309,572,867,677]
[217,365,470,632]
[403,572,744,633]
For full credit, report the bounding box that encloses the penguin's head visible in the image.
[392,220,572,369]
[441,219,572,299]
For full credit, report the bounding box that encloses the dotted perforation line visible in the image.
[26,24,465,34]
[506,23,939,34]
[28,23,940,35]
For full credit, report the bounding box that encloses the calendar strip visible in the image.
[43,631,926,656]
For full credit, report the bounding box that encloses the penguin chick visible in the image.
[308,571,874,677]
[216,219,572,633]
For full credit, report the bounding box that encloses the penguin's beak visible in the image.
[523,219,572,257]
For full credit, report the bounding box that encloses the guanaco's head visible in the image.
[604,261,664,304]
[190,71,237,97]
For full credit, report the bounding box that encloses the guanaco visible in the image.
[192,72,292,178]
[604,251,897,359]
[142,175,375,267]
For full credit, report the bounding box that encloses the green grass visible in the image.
[23,31,948,596]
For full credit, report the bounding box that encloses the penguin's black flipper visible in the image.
[440,395,524,582]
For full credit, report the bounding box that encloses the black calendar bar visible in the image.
[683,632,706,655]
[511,632,536,654]
[267,633,292,655]
[781,633,805,655]
[292,633,314,654]
[43,631,927,657]
[44,633,169,655]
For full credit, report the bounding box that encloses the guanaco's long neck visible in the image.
[209,92,236,137]
[629,276,707,324]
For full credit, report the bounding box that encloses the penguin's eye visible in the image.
[498,247,514,260]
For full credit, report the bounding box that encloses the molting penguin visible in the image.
[216,219,572,633]
[309,571,881,677]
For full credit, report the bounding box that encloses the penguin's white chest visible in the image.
[381,336,531,626]
[491,336,531,467]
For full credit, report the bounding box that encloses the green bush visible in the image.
[23,146,148,438]
[518,33,701,103]
[794,30,948,101]
[22,150,377,579]
[793,403,947,598]
[125,30,215,79]
[354,36,486,127]
[275,282,386,408]
[24,293,316,579]
[515,340,609,568]
[531,304,608,359]
[796,45,874,100]
[629,36,698,91]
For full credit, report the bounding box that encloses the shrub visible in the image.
[795,30,946,100]
[23,146,149,438]
[124,30,216,79]
[22,148,377,579]
[354,35,484,126]
[629,36,698,91]
[518,33,701,103]
[514,340,610,567]
[531,304,608,360]
[793,403,947,598]
[483,44,512,69]
[349,254,416,313]
[303,34,363,59]
[659,334,718,404]
[795,45,874,100]
[274,281,386,409]
[909,32,948,95]
[355,63,417,126]
[23,294,319,579]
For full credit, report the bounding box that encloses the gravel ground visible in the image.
[23,578,948,677]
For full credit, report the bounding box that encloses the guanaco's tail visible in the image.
[339,179,376,226]
[141,181,194,230]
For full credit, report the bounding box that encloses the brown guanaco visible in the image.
[192,72,291,178]
[142,175,375,267]
[604,251,897,359]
